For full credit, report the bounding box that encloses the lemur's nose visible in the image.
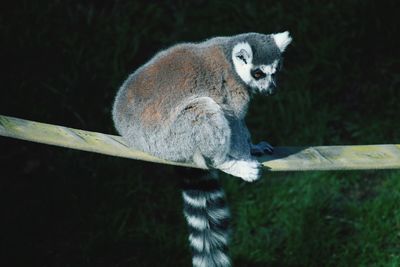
[251,68,266,80]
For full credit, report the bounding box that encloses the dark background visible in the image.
[1,1,399,266]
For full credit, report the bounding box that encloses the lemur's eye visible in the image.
[251,68,266,80]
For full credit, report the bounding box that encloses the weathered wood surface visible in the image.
[1,115,400,171]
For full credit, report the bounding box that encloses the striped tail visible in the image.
[180,170,231,267]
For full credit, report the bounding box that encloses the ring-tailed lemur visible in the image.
[112,32,292,267]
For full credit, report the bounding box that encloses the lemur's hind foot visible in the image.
[216,159,262,182]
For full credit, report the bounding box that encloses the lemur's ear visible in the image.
[232,42,252,65]
[235,49,251,64]
[272,31,292,52]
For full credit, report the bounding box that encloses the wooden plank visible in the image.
[1,115,400,171]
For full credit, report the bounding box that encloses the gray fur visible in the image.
[112,32,291,180]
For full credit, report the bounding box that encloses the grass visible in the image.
[1,0,399,266]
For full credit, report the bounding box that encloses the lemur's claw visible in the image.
[251,141,274,156]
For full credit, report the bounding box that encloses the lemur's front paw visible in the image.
[251,141,274,156]
[217,160,262,182]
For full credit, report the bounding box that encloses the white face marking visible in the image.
[260,60,279,75]
[272,31,292,52]
[232,42,254,84]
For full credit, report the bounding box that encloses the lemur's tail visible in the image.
[180,169,231,267]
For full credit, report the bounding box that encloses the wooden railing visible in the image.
[1,115,399,171]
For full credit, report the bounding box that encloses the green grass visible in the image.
[225,171,400,266]
[1,0,399,266]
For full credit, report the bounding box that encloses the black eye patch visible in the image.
[250,68,266,80]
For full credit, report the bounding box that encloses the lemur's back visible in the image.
[114,43,229,129]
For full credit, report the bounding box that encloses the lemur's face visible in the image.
[232,31,292,95]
